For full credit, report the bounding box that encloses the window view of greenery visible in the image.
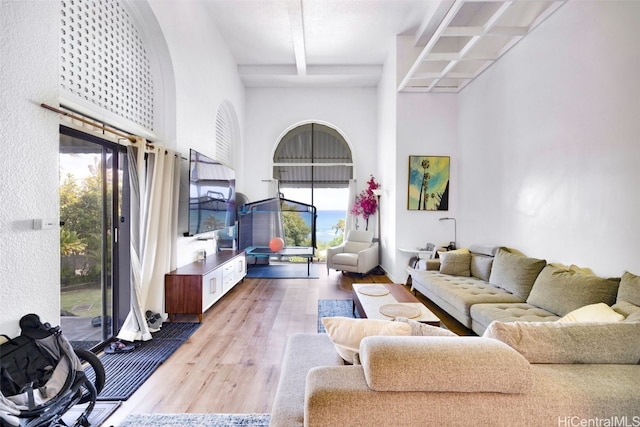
[280,188,348,262]
[59,152,113,337]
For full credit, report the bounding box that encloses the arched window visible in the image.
[273,123,353,246]
[273,123,353,189]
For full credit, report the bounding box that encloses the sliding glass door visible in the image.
[59,126,130,350]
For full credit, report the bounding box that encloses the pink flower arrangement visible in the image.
[351,176,380,229]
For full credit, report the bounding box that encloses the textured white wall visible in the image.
[456,1,640,276]
[0,1,60,336]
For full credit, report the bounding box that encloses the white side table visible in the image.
[398,247,436,268]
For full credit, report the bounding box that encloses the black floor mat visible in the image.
[86,322,200,401]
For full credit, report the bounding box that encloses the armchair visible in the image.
[326,230,379,275]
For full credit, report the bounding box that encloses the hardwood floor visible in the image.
[102,265,470,426]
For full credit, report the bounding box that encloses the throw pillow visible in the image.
[489,249,546,299]
[437,247,470,258]
[556,303,625,323]
[526,264,621,317]
[394,317,456,337]
[625,311,640,323]
[321,317,410,364]
[483,321,640,364]
[447,247,470,254]
[439,252,471,276]
[470,254,493,281]
[612,300,640,318]
[618,271,640,306]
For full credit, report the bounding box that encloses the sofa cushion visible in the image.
[468,244,500,256]
[526,264,620,317]
[618,271,640,306]
[557,302,625,323]
[321,317,410,364]
[483,321,640,364]
[470,303,559,335]
[411,270,525,329]
[360,336,533,393]
[470,254,493,281]
[269,333,343,427]
[439,252,471,276]
[489,249,546,299]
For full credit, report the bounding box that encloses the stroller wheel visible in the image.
[74,348,106,403]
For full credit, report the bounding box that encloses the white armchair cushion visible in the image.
[345,229,374,243]
[344,241,372,253]
[333,253,359,267]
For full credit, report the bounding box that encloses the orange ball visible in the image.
[269,237,285,252]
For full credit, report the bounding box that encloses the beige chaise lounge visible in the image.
[270,320,640,426]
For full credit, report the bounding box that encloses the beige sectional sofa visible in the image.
[408,246,639,334]
[269,251,640,426]
[270,320,640,426]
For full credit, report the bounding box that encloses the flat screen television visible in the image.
[187,149,236,236]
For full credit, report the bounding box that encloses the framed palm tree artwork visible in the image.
[407,156,450,211]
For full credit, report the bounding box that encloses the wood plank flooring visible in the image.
[102,265,470,426]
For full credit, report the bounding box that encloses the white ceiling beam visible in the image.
[238,64,382,88]
[288,0,306,76]
[397,0,466,92]
[413,0,455,46]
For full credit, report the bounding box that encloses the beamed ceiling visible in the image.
[198,0,565,92]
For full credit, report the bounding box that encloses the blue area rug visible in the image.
[90,322,200,401]
[246,263,319,279]
[119,413,270,426]
[317,299,360,333]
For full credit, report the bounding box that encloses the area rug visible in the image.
[61,401,121,427]
[246,263,319,279]
[89,322,200,401]
[119,413,270,426]
[317,299,359,333]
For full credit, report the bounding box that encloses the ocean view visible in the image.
[315,210,346,243]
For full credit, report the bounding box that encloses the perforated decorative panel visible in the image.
[215,103,233,167]
[60,0,154,131]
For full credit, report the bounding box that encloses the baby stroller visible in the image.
[0,314,105,427]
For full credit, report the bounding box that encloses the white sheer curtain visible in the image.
[118,138,180,342]
[344,179,358,232]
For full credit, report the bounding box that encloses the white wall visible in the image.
[0,0,60,336]
[149,2,246,267]
[456,1,640,276]
[243,87,378,205]
[376,47,398,280]
[393,93,458,282]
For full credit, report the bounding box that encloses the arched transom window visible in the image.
[273,123,353,189]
